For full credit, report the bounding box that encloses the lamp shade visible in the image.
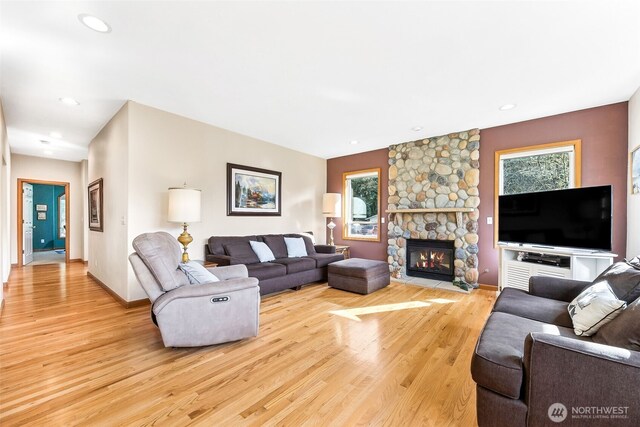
[322,193,341,217]
[168,187,201,223]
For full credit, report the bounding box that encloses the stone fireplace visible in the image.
[387,129,480,287]
[406,239,455,281]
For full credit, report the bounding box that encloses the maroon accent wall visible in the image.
[478,102,629,286]
[327,102,628,286]
[326,148,389,261]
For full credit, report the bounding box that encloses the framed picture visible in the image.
[88,178,104,232]
[36,204,47,212]
[37,212,46,220]
[631,146,640,195]
[227,163,281,216]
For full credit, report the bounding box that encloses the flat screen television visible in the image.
[498,185,612,251]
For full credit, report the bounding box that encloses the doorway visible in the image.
[17,179,70,266]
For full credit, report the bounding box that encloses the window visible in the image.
[494,139,581,245]
[343,168,380,241]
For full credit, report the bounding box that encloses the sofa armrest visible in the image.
[205,254,232,266]
[524,333,640,425]
[153,277,259,314]
[315,245,336,254]
[207,264,248,281]
[528,276,590,302]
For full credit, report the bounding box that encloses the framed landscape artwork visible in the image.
[632,146,640,195]
[227,163,281,216]
[88,178,104,232]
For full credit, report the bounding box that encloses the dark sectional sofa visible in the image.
[472,271,640,426]
[205,233,344,295]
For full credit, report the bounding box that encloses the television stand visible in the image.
[498,245,617,292]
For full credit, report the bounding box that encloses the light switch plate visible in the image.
[487,217,493,225]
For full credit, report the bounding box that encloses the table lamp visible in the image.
[168,186,201,263]
[322,193,341,245]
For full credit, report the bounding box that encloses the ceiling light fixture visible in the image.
[499,103,517,111]
[40,140,51,145]
[44,150,54,155]
[411,126,423,132]
[49,131,62,139]
[78,14,111,33]
[350,140,359,145]
[59,97,79,106]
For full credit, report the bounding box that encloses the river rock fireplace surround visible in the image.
[387,129,480,287]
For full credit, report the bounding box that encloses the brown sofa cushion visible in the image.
[246,263,287,281]
[261,235,288,259]
[593,297,640,351]
[591,260,640,304]
[305,253,344,268]
[272,257,316,274]
[132,232,188,292]
[471,312,585,399]
[223,242,260,265]
[208,235,258,256]
[492,288,573,328]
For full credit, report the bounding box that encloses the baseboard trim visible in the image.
[86,271,149,309]
[69,258,84,263]
[479,283,498,291]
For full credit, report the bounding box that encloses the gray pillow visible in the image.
[178,261,220,285]
[223,242,260,265]
[593,297,640,351]
[590,261,640,304]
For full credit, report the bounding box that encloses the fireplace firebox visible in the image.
[406,239,455,281]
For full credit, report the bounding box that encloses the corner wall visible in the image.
[88,103,130,301]
[1,98,11,303]
[10,154,84,264]
[628,88,640,258]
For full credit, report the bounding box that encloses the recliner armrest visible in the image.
[524,333,640,425]
[528,276,590,302]
[153,277,259,315]
[315,245,336,254]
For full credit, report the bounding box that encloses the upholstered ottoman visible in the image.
[328,258,390,294]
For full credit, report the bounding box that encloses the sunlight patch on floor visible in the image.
[329,301,432,321]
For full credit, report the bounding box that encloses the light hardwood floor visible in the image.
[0,263,496,426]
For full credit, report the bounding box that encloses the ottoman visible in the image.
[328,258,390,294]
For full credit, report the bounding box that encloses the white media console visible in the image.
[498,244,617,292]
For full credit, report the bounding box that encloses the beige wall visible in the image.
[629,87,640,258]
[10,154,84,264]
[1,99,11,304]
[88,101,327,302]
[88,103,130,301]
[81,159,89,262]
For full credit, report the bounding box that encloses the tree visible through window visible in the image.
[502,151,571,195]
[343,168,380,241]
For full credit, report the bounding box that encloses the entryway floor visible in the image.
[30,250,65,265]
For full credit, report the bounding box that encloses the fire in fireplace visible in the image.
[406,239,455,281]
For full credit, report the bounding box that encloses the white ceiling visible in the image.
[1,1,640,162]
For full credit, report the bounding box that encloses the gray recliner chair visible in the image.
[129,232,260,347]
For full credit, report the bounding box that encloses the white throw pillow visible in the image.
[284,237,308,258]
[567,281,627,336]
[178,261,220,285]
[297,232,316,245]
[249,240,276,263]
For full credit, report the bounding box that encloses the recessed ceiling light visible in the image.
[350,140,359,145]
[40,140,51,145]
[499,103,517,111]
[59,97,79,106]
[49,131,62,139]
[411,126,423,132]
[78,14,111,33]
[44,150,53,156]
